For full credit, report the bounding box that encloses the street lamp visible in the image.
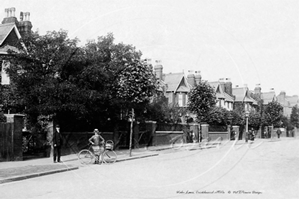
[245,110,250,142]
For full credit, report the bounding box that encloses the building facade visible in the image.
[0,7,32,85]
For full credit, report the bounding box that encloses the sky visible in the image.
[2,0,299,96]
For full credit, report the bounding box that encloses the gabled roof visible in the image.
[0,23,21,46]
[232,87,256,103]
[261,91,276,105]
[209,81,234,102]
[209,81,225,99]
[285,95,299,107]
[163,73,190,93]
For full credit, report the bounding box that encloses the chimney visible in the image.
[2,7,18,24]
[219,78,226,93]
[154,60,163,80]
[195,71,201,85]
[224,78,232,95]
[18,11,32,37]
[187,71,195,87]
[254,84,261,95]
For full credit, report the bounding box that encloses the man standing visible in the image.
[53,124,63,163]
[276,129,282,139]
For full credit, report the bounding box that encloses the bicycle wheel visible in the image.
[103,150,117,164]
[78,149,95,164]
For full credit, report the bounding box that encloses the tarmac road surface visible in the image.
[0,137,298,199]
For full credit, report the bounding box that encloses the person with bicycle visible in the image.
[89,129,105,163]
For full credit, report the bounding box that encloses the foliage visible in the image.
[0,111,6,122]
[4,31,156,130]
[290,105,299,128]
[206,107,230,126]
[230,109,244,126]
[262,101,283,126]
[248,110,261,129]
[115,59,156,104]
[188,80,216,123]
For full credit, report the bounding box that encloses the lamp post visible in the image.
[245,110,249,142]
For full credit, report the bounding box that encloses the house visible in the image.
[277,91,299,117]
[0,7,32,85]
[208,78,234,111]
[232,85,257,112]
[154,60,191,107]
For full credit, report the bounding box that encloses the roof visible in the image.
[0,23,21,46]
[261,91,276,105]
[232,87,256,103]
[163,73,190,93]
[208,81,234,102]
[286,95,299,107]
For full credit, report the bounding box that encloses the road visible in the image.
[0,137,298,199]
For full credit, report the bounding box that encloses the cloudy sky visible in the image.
[2,0,299,96]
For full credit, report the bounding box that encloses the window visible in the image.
[178,93,183,107]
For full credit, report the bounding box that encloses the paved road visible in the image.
[0,137,298,199]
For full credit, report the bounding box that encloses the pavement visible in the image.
[0,137,287,184]
[0,144,177,184]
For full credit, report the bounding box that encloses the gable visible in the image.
[0,23,21,47]
[164,73,186,92]
[177,78,190,92]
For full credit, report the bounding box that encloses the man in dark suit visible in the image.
[53,124,63,163]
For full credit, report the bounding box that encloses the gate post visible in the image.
[5,114,24,161]
[201,124,209,140]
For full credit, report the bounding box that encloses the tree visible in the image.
[5,31,156,132]
[290,105,299,128]
[230,109,244,126]
[248,110,261,129]
[114,59,157,156]
[206,107,230,126]
[263,101,283,127]
[188,80,216,123]
[5,30,85,127]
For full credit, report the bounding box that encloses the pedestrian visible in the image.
[89,129,105,163]
[232,130,237,140]
[276,129,282,139]
[263,129,267,138]
[250,128,255,141]
[53,124,63,163]
[199,131,203,142]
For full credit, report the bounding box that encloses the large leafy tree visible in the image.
[263,101,283,127]
[188,80,216,123]
[206,107,230,126]
[290,105,299,128]
[114,58,157,155]
[248,110,261,129]
[5,30,81,126]
[5,31,156,131]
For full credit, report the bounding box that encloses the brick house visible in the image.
[0,7,32,85]
[232,85,257,112]
[154,60,192,108]
[208,78,234,111]
[277,91,299,118]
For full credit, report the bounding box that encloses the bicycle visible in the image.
[78,140,117,164]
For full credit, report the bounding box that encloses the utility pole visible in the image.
[129,108,134,157]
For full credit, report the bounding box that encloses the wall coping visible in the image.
[156,131,182,134]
